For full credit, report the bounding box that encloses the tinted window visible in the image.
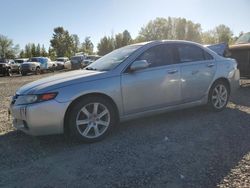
[204,51,213,60]
[136,44,175,68]
[177,44,206,63]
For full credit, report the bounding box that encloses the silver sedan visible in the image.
[10,40,240,142]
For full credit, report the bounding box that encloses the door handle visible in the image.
[167,69,178,74]
[207,63,215,67]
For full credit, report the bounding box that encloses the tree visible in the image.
[24,44,32,58]
[19,50,25,58]
[31,43,36,57]
[215,24,233,44]
[82,36,94,55]
[72,34,80,54]
[201,30,217,44]
[137,17,202,42]
[48,47,56,60]
[36,44,41,57]
[97,36,115,56]
[114,30,132,49]
[0,34,19,58]
[201,25,234,44]
[50,27,74,57]
[41,45,48,57]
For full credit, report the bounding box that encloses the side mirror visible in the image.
[130,60,150,72]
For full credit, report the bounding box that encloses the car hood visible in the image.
[16,70,106,95]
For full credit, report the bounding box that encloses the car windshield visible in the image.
[15,60,24,64]
[85,45,142,71]
[71,56,82,61]
[236,32,250,44]
[29,58,47,64]
[56,59,65,62]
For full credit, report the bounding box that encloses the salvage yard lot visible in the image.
[0,73,249,188]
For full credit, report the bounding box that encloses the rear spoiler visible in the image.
[205,43,231,57]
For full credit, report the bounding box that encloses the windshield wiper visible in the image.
[85,67,97,70]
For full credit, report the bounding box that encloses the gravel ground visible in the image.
[0,73,249,188]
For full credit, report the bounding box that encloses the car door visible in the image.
[176,43,216,103]
[121,44,181,115]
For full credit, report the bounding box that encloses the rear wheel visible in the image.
[68,97,116,142]
[208,81,229,111]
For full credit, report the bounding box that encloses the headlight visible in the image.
[15,92,58,105]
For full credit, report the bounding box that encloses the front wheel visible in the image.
[35,67,41,75]
[208,81,229,111]
[7,69,12,76]
[68,97,116,142]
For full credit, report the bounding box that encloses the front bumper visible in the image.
[20,66,36,73]
[0,67,8,74]
[10,100,70,136]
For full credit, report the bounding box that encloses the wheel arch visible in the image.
[210,77,231,94]
[63,92,120,135]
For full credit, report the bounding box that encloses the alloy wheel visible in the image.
[211,84,228,109]
[76,102,110,138]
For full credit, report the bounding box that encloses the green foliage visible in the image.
[137,17,202,42]
[97,30,132,55]
[48,47,56,60]
[36,44,41,57]
[114,30,132,49]
[41,45,48,57]
[201,25,233,44]
[72,34,80,54]
[50,27,74,57]
[82,37,94,55]
[97,36,115,56]
[0,34,19,58]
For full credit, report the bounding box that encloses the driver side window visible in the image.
[136,44,175,68]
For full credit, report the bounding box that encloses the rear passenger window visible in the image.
[177,44,212,63]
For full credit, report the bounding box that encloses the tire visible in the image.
[68,96,116,142]
[21,71,27,76]
[51,65,56,72]
[35,67,41,75]
[7,69,12,76]
[208,80,230,111]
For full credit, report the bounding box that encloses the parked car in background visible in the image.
[55,57,71,70]
[13,58,29,73]
[0,59,24,76]
[20,57,56,76]
[82,55,101,67]
[10,40,240,143]
[229,32,250,78]
[70,55,86,70]
[0,59,13,76]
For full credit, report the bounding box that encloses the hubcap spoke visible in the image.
[93,103,99,115]
[76,119,89,126]
[94,126,100,136]
[97,109,108,119]
[98,120,109,127]
[82,125,92,136]
[81,107,91,118]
